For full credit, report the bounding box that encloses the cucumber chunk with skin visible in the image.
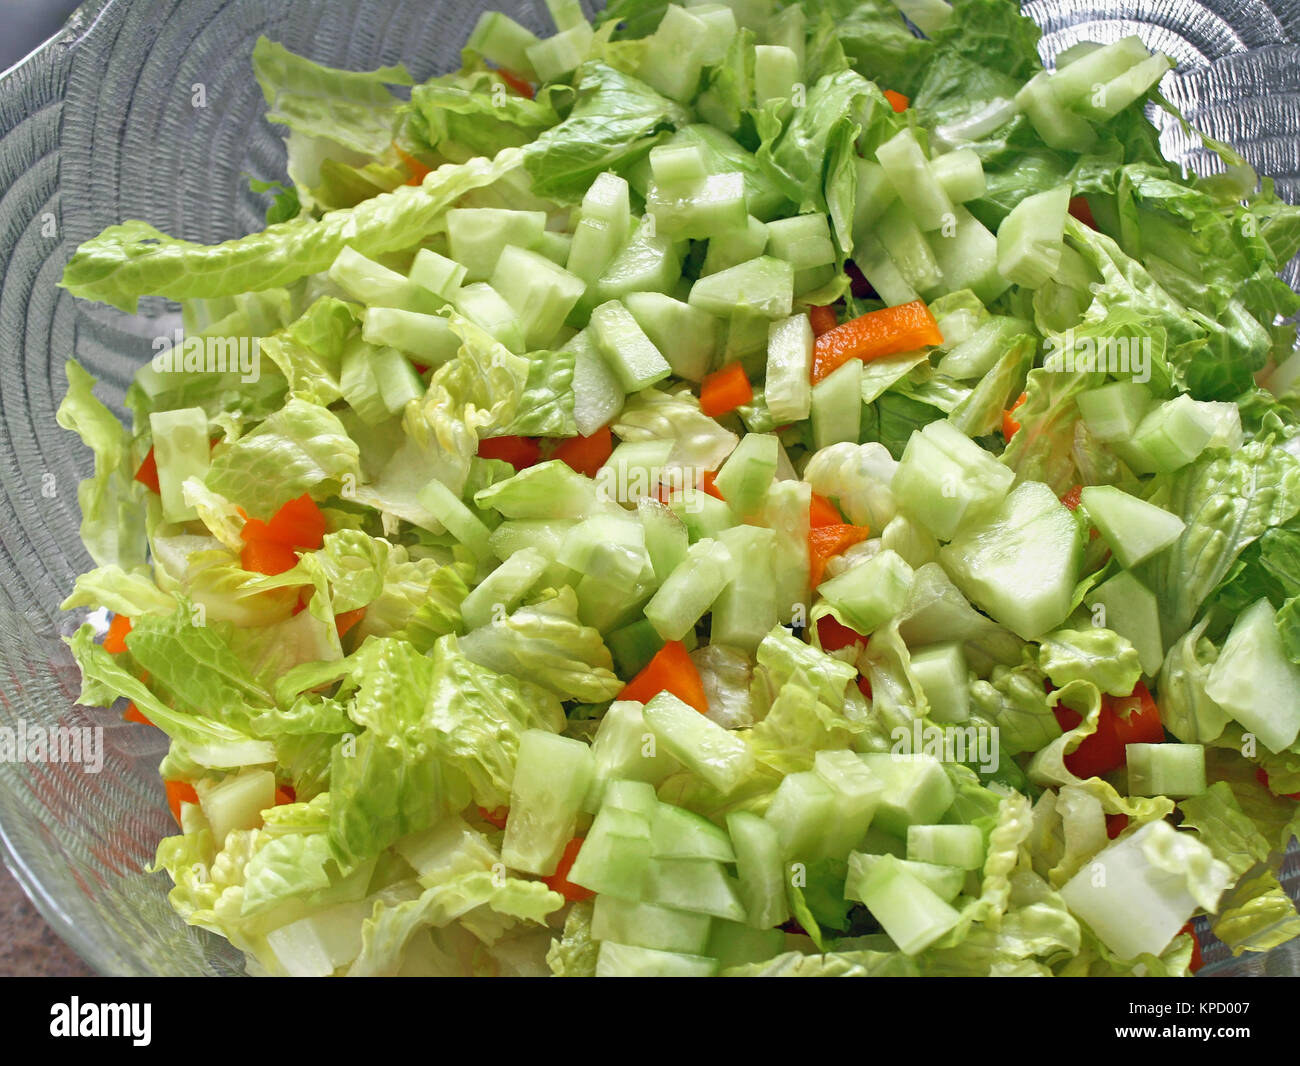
[643,691,756,795]
[1205,598,1300,754]
[906,823,985,870]
[763,770,837,862]
[848,853,962,955]
[909,642,971,723]
[1084,570,1164,677]
[652,803,735,861]
[586,701,682,810]
[846,851,965,903]
[446,208,547,283]
[727,811,792,929]
[502,730,594,876]
[1075,380,1151,443]
[1125,743,1206,797]
[624,291,719,382]
[939,481,1083,641]
[591,895,713,955]
[566,805,653,900]
[199,768,276,846]
[596,941,719,976]
[688,256,795,319]
[859,753,956,837]
[893,420,1015,541]
[817,549,914,636]
[645,857,747,920]
[589,300,674,392]
[1079,485,1185,569]
[813,749,884,861]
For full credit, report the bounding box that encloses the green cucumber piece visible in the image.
[589,216,684,307]
[466,12,540,79]
[1073,52,1172,121]
[645,173,750,241]
[1205,598,1300,753]
[726,810,791,929]
[1014,71,1097,152]
[409,247,467,302]
[604,779,660,817]
[637,4,712,103]
[909,642,971,724]
[1075,381,1152,443]
[490,245,586,349]
[1084,570,1164,677]
[930,150,986,204]
[817,549,914,635]
[638,497,691,582]
[566,329,625,437]
[642,691,756,794]
[763,770,837,863]
[894,419,1015,541]
[460,548,549,631]
[526,21,594,83]
[812,749,884,861]
[596,941,719,976]
[150,407,210,523]
[624,291,719,382]
[850,852,962,955]
[846,851,964,904]
[811,358,864,450]
[329,246,436,313]
[567,805,653,900]
[646,857,747,921]
[875,127,955,233]
[859,753,956,836]
[589,300,674,392]
[1125,743,1205,797]
[711,525,779,653]
[876,208,944,295]
[851,232,919,307]
[996,185,1071,289]
[927,205,1008,305]
[652,803,735,861]
[501,730,594,875]
[362,307,460,365]
[906,823,985,870]
[858,827,907,856]
[643,537,737,640]
[1078,485,1185,569]
[765,313,814,424]
[199,769,275,846]
[668,490,736,542]
[1048,35,1153,107]
[765,214,836,271]
[851,159,898,238]
[707,921,785,969]
[587,700,681,809]
[754,44,800,105]
[453,282,525,352]
[606,619,666,679]
[1128,394,1217,473]
[938,481,1083,640]
[567,172,633,286]
[702,215,770,276]
[446,208,548,283]
[417,479,493,555]
[591,895,713,955]
[688,256,795,320]
[649,144,709,187]
[714,432,779,518]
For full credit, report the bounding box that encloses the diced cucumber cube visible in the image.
[860,753,956,836]
[764,771,837,862]
[1014,71,1097,152]
[419,478,494,553]
[624,291,719,382]
[893,420,1014,540]
[466,12,540,79]
[362,307,460,365]
[596,941,719,976]
[707,921,786,969]
[1125,743,1205,797]
[765,313,814,424]
[846,851,965,904]
[1083,570,1164,677]
[930,149,986,204]
[1128,394,1218,473]
[851,232,919,307]
[1078,485,1185,569]
[1048,35,1153,108]
[643,537,736,640]
[329,246,435,312]
[566,329,625,437]
[592,895,713,954]
[714,432,779,518]
[460,549,548,631]
[906,823,985,870]
[650,144,709,187]
[813,749,884,861]
[850,853,962,955]
[691,3,740,63]
[939,481,1083,641]
[199,768,276,847]
[645,172,750,241]
[589,300,673,393]
[703,215,770,276]
[711,525,779,653]
[1205,598,1300,753]
[765,214,837,271]
[852,159,898,239]
[876,208,944,294]
[567,172,633,286]
[652,803,735,861]
[1073,52,1172,121]
[490,245,586,349]
[589,216,684,308]
[645,856,747,921]
[502,730,594,875]
[875,127,955,233]
[926,205,1008,305]
[811,358,863,450]
[587,701,682,810]
[447,208,548,283]
[409,247,467,302]
[754,44,801,105]
[727,810,791,929]
[638,4,712,103]
[1076,381,1152,443]
[668,489,736,542]
[817,549,914,635]
[996,185,1071,289]
[642,691,757,794]
[688,256,795,320]
[526,21,595,83]
[453,282,525,352]
[567,805,653,900]
[150,407,210,523]
[910,642,971,724]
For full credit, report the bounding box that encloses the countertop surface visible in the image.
[0,863,95,977]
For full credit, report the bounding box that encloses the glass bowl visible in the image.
[0,0,1298,976]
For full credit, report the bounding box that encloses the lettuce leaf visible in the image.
[546,900,600,977]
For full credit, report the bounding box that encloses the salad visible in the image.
[54,0,1300,977]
